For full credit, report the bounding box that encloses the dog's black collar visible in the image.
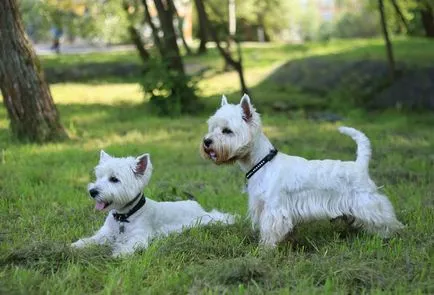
[246,149,278,180]
[112,193,146,223]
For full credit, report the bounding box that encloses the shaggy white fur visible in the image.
[72,151,234,256]
[201,94,404,247]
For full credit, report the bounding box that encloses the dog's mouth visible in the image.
[95,200,112,211]
[203,147,217,161]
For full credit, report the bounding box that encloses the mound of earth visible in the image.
[268,57,434,110]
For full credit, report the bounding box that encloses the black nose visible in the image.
[89,188,99,198]
[203,138,213,148]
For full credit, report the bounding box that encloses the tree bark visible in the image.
[142,0,165,56]
[198,0,249,94]
[123,1,150,63]
[390,0,409,32]
[153,0,185,74]
[194,0,208,54]
[169,0,192,55]
[0,0,67,142]
[378,0,395,81]
[128,25,150,63]
[420,3,434,38]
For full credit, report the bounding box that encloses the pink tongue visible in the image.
[95,202,106,211]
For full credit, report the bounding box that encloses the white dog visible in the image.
[72,151,234,257]
[200,94,404,247]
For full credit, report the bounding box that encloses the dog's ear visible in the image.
[99,150,112,163]
[240,93,252,122]
[135,153,150,176]
[221,94,228,107]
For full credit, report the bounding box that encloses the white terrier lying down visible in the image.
[201,94,404,247]
[72,151,234,257]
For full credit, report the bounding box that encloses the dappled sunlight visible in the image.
[318,123,342,132]
[0,118,8,129]
[198,65,278,98]
[387,134,431,148]
[263,124,303,139]
[51,83,143,105]
[7,124,201,157]
[81,129,174,150]
[66,111,108,125]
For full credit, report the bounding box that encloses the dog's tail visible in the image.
[338,126,371,169]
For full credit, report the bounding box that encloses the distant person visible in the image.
[50,26,63,54]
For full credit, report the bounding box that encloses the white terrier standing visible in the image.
[200,94,404,247]
[72,151,234,257]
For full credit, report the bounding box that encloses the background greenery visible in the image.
[1,38,433,293]
[20,0,431,44]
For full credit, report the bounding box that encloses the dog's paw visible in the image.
[259,238,277,249]
[112,249,134,258]
[71,240,87,249]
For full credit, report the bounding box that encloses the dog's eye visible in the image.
[109,176,120,183]
[222,128,233,134]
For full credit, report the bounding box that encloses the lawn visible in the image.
[0,38,433,294]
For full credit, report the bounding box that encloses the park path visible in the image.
[34,42,135,55]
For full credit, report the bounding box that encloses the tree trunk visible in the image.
[0,0,67,142]
[378,0,395,81]
[198,0,249,95]
[153,0,185,74]
[390,0,409,32]
[128,26,150,63]
[420,3,434,38]
[142,0,165,56]
[123,1,150,63]
[169,0,192,55]
[194,0,208,54]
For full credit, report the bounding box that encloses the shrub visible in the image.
[333,12,380,39]
[141,59,201,116]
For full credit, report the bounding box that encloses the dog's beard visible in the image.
[201,142,250,165]
[93,189,134,211]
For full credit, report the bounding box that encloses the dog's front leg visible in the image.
[259,205,294,247]
[71,220,113,248]
[112,235,150,257]
[71,227,111,248]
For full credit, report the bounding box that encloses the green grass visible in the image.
[1,38,434,294]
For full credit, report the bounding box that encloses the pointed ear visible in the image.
[99,150,112,163]
[134,153,150,176]
[240,93,252,122]
[221,94,228,107]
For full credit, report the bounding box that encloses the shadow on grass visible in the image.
[249,57,434,113]
[0,241,112,273]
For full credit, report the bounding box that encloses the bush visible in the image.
[333,12,380,39]
[317,22,334,42]
[141,59,201,116]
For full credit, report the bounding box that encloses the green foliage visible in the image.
[19,0,55,42]
[193,0,291,41]
[296,0,322,41]
[333,11,380,39]
[141,59,200,116]
[236,0,292,41]
[82,1,130,44]
[19,0,130,44]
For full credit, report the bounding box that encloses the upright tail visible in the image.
[338,126,371,169]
